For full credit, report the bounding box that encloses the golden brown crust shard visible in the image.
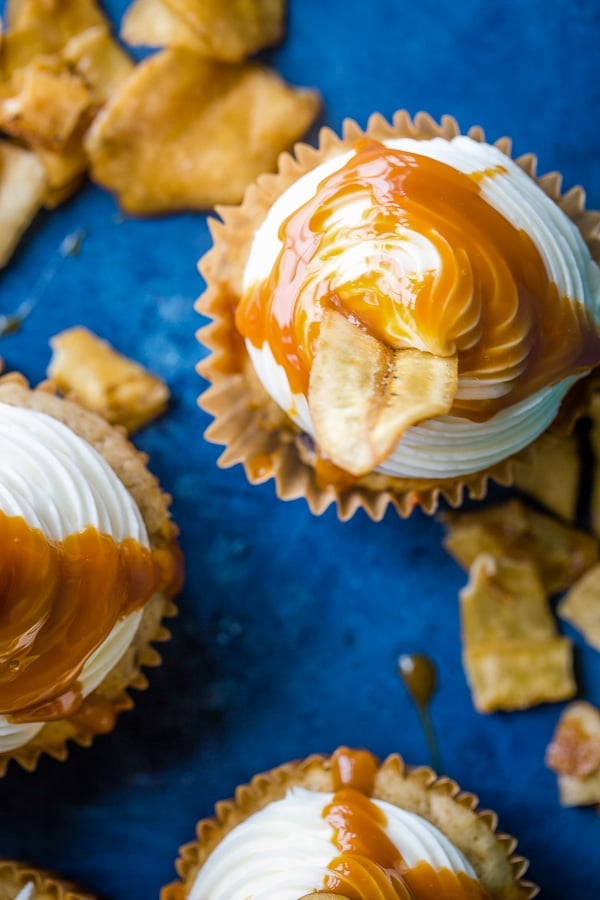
[459,554,576,713]
[557,561,600,651]
[196,110,600,521]
[546,701,600,807]
[121,0,285,63]
[84,49,320,214]
[162,750,538,899]
[47,325,170,434]
[440,498,599,595]
[0,373,179,775]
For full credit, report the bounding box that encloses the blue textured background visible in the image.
[0,1,599,897]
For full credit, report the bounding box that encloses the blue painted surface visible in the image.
[0,1,599,897]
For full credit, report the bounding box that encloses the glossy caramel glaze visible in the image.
[325,748,490,899]
[237,140,600,421]
[0,510,180,723]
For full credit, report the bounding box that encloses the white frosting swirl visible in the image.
[188,787,476,899]
[0,403,150,752]
[242,136,600,479]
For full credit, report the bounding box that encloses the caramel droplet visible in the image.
[397,653,442,773]
[397,653,437,707]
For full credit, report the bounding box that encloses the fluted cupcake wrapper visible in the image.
[0,860,95,900]
[196,109,600,520]
[161,749,539,899]
[0,373,181,776]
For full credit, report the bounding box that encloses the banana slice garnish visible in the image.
[308,308,458,476]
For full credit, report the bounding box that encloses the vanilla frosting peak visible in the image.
[0,403,148,543]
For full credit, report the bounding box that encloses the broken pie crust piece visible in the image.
[459,554,576,713]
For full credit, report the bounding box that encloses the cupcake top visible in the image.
[236,135,600,480]
[0,376,181,758]
[163,747,536,899]
[185,785,487,898]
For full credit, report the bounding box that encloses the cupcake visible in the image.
[0,860,94,899]
[0,372,182,774]
[197,110,600,519]
[161,746,538,898]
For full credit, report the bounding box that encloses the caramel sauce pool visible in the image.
[0,510,179,722]
[237,140,600,420]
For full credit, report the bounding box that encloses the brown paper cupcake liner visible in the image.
[196,109,600,520]
[161,749,539,899]
[0,859,95,899]
[0,373,181,776]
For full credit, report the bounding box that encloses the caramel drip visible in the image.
[324,749,490,899]
[237,140,600,421]
[397,654,442,773]
[0,510,179,722]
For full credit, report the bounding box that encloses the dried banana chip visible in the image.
[546,701,600,806]
[84,49,320,214]
[48,326,170,433]
[308,309,458,476]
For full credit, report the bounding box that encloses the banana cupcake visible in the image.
[0,372,182,774]
[197,110,600,519]
[0,860,94,900]
[161,746,537,898]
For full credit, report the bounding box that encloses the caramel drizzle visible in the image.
[0,510,181,722]
[237,140,600,421]
[324,748,490,899]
